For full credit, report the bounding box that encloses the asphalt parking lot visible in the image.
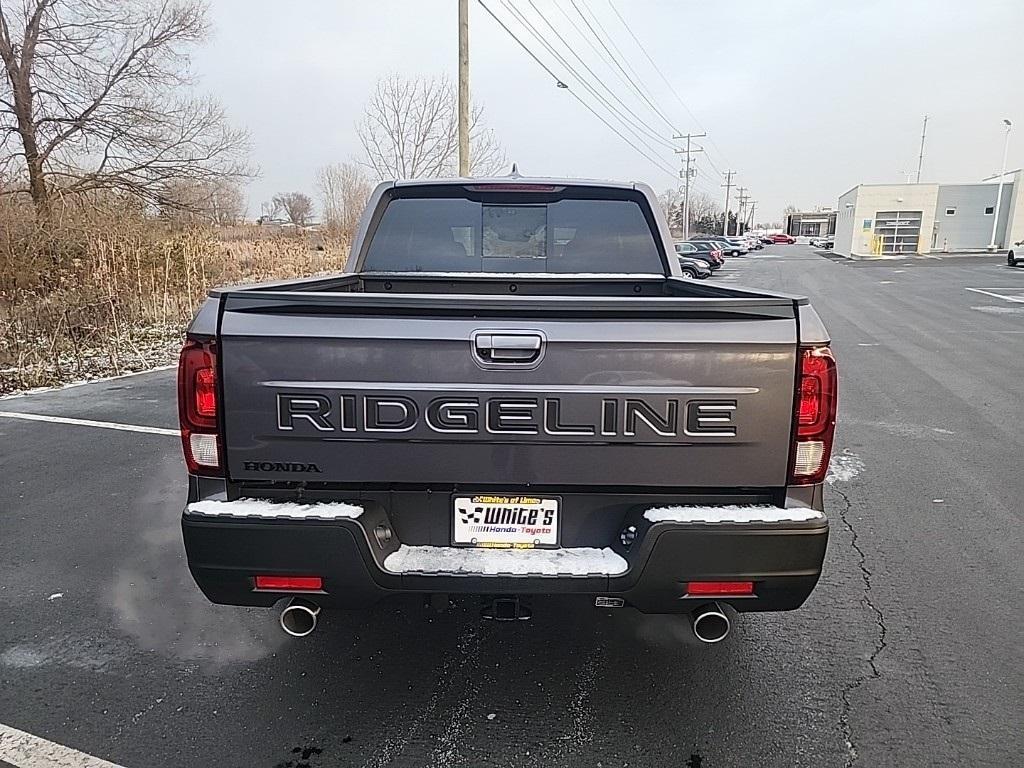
[1,245,1022,767]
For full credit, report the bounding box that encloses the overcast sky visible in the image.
[192,0,1021,222]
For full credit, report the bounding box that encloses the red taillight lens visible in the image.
[254,575,323,591]
[687,581,754,596]
[194,367,216,418]
[178,338,221,476]
[798,360,825,430]
[789,346,838,485]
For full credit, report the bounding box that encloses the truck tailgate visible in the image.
[217,293,798,489]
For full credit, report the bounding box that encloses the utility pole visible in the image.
[673,132,705,239]
[722,170,736,235]
[735,187,748,235]
[747,200,757,232]
[915,115,928,183]
[458,0,470,177]
[989,119,1013,249]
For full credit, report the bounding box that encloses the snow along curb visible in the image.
[187,499,363,520]
[0,364,177,400]
[383,545,628,576]
[643,504,823,524]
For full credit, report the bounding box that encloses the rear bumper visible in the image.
[182,503,828,614]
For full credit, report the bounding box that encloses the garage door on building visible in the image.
[872,211,922,254]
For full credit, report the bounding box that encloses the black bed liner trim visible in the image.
[218,291,802,320]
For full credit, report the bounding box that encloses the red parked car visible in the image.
[770,234,796,244]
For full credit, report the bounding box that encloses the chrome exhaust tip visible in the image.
[279,597,320,637]
[691,601,730,644]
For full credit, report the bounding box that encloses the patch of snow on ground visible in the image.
[643,504,823,524]
[0,363,177,399]
[188,499,362,520]
[384,545,628,576]
[826,451,865,484]
[47,593,63,601]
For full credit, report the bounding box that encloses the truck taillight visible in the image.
[789,346,837,485]
[178,338,221,476]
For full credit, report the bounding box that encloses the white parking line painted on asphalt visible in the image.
[964,287,1024,303]
[0,411,177,436]
[0,722,128,768]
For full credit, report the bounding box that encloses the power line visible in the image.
[605,0,733,173]
[567,0,678,135]
[476,0,680,181]
[557,1,659,123]
[499,1,680,168]
[552,0,720,192]
[505,0,676,154]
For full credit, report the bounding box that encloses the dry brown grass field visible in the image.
[0,200,347,394]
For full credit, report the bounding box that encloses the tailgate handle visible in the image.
[474,333,543,363]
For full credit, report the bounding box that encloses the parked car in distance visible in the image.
[676,241,724,269]
[693,235,746,257]
[726,236,758,254]
[760,236,774,245]
[1010,240,1022,267]
[677,255,712,279]
[810,237,834,249]
[770,234,796,244]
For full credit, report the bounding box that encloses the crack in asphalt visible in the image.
[832,484,889,768]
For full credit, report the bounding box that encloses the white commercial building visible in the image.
[833,171,1024,258]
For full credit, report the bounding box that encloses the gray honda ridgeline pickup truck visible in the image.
[178,178,836,643]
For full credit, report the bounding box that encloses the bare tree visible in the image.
[657,187,681,216]
[688,192,724,234]
[271,192,313,226]
[0,0,251,215]
[688,192,721,222]
[357,74,506,179]
[315,161,372,239]
[160,179,245,226]
[656,187,682,234]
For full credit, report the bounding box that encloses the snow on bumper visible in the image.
[186,498,363,521]
[181,499,828,612]
[384,545,628,576]
[643,504,823,525]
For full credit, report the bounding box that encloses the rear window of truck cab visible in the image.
[361,190,664,274]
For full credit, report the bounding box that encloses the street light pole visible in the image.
[916,115,928,183]
[989,119,1012,250]
[458,0,470,177]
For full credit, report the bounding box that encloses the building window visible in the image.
[945,207,956,216]
[984,206,995,215]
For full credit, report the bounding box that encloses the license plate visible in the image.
[452,495,560,548]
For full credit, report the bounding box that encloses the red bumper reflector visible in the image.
[254,575,323,591]
[686,581,754,596]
